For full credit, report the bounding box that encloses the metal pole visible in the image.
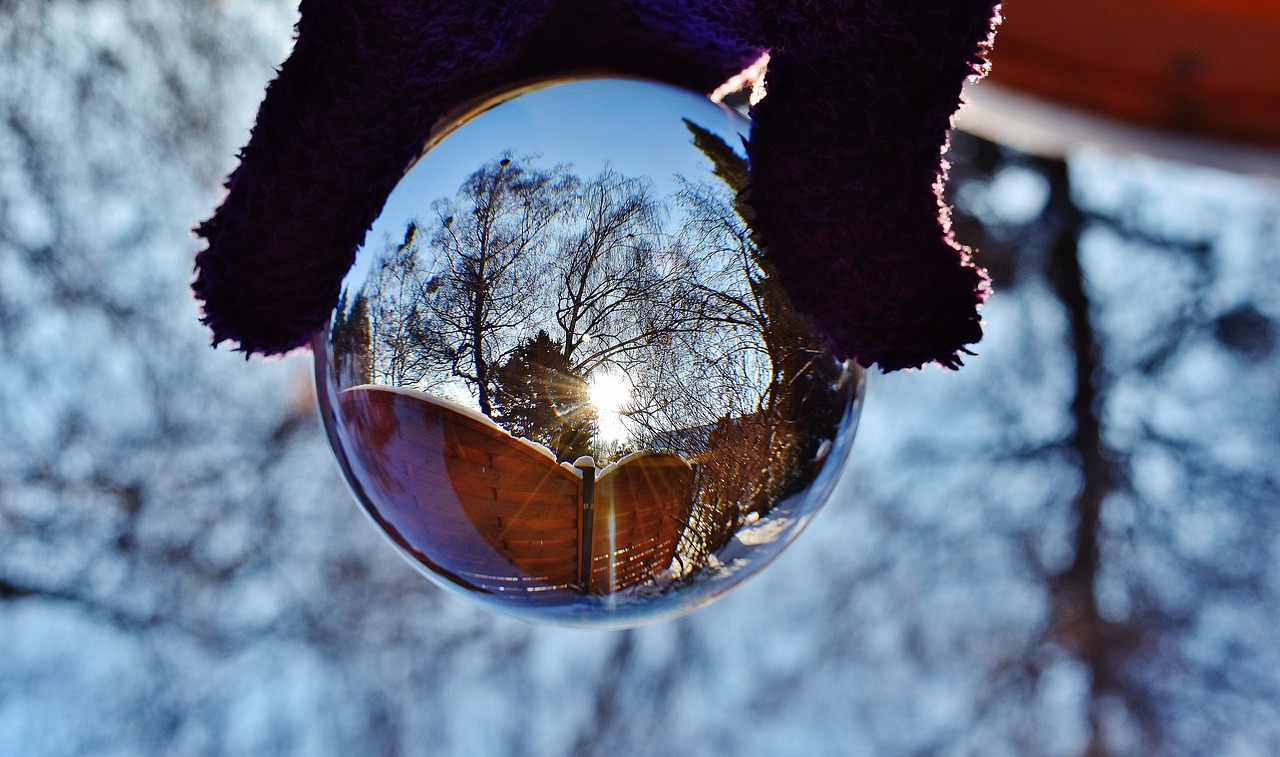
[574,455,596,593]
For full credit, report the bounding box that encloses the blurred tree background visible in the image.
[2,1,1278,755]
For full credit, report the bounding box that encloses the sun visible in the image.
[588,369,633,444]
[588,369,631,414]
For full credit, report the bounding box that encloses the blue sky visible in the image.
[359,77,751,281]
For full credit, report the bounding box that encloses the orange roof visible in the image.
[988,0,1280,146]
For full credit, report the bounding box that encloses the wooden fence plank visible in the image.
[340,386,703,600]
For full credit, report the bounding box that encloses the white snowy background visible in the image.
[2,2,1279,755]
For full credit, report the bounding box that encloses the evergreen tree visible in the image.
[344,291,374,385]
[492,331,596,462]
[331,288,374,385]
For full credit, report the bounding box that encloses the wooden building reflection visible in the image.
[337,386,693,604]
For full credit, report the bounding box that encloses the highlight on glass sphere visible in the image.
[313,77,866,627]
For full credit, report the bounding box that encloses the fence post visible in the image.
[574,455,596,593]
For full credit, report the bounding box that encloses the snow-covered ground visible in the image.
[3,2,1279,755]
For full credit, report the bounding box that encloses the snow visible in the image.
[595,448,691,479]
[342,383,562,463]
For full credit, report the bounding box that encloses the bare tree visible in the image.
[421,153,575,415]
[360,222,439,387]
[546,167,705,381]
[6,5,1280,752]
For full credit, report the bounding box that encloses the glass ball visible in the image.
[313,77,866,627]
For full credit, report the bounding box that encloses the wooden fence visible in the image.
[337,386,693,605]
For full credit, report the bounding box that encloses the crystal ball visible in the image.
[313,77,866,627]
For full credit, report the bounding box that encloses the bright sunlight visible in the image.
[588,369,633,443]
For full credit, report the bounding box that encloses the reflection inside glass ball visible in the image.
[314,77,865,627]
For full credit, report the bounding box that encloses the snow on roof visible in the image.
[597,449,692,480]
[341,384,564,465]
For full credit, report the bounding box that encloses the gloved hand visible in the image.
[194,0,1000,370]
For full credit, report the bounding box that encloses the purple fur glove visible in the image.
[195,0,1000,370]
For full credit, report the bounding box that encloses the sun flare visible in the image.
[588,369,633,445]
[588,370,631,414]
